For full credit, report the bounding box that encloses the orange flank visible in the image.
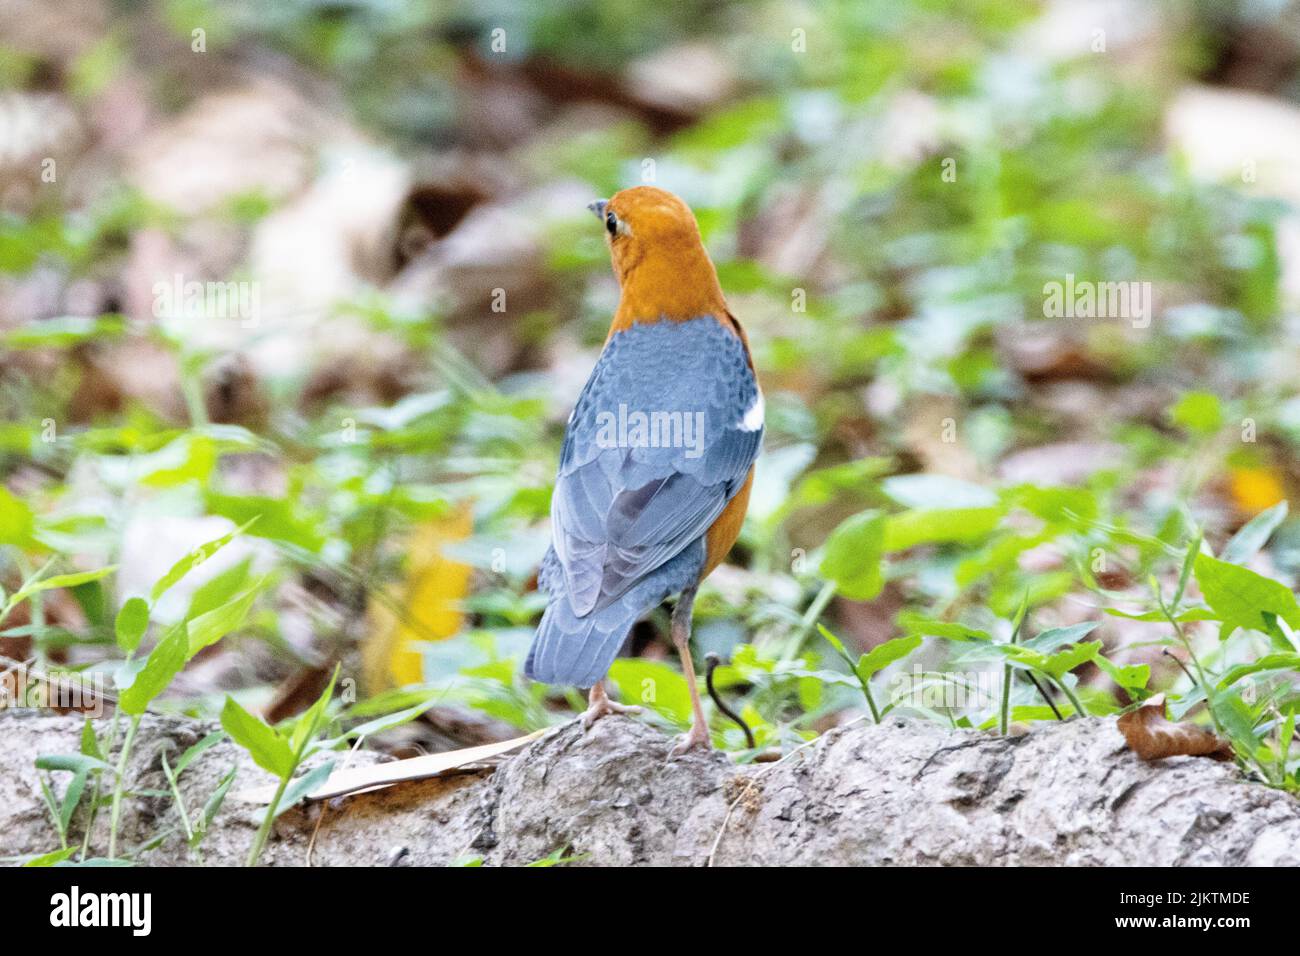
[703,466,755,577]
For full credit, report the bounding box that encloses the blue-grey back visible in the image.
[549,316,762,616]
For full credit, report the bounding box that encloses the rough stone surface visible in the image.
[3,709,1297,866]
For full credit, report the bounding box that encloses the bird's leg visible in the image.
[668,586,711,757]
[580,679,641,730]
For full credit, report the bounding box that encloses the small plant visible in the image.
[160,732,236,863]
[221,666,341,867]
[25,524,263,862]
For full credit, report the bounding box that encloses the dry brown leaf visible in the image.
[234,730,546,805]
[1117,693,1234,762]
[263,664,335,726]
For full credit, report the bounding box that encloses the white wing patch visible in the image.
[739,390,764,432]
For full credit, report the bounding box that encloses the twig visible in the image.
[1162,647,1199,687]
[704,654,754,749]
[1025,672,1064,720]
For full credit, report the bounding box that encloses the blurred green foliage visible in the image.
[6,0,1300,864]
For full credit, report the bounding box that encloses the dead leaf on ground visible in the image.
[234,729,545,805]
[1116,693,1233,762]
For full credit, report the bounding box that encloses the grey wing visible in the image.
[549,317,762,616]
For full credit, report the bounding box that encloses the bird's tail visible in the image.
[524,594,639,688]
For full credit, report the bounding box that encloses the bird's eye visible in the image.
[605,211,618,236]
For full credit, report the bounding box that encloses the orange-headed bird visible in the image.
[525,186,763,755]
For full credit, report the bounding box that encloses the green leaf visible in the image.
[1010,589,1030,636]
[196,766,237,842]
[220,697,294,778]
[1093,655,1150,692]
[60,768,88,834]
[526,846,584,867]
[206,493,325,552]
[1194,553,1300,637]
[185,557,252,620]
[994,641,1102,678]
[136,435,216,488]
[783,457,892,513]
[0,486,35,547]
[186,583,263,656]
[273,760,336,818]
[817,624,850,660]
[1022,622,1100,653]
[321,698,439,749]
[1280,712,1296,765]
[54,857,133,867]
[855,634,922,679]
[883,507,1002,551]
[114,597,149,654]
[1011,485,1098,524]
[3,314,125,349]
[1217,653,1300,689]
[608,658,690,724]
[820,510,886,600]
[1170,391,1223,436]
[79,719,103,762]
[9,566,117,607]
[1104,607,1217,623]
[1173,529,1202,610]
[816,625,881,719]
[1210,688,1256,746]
[1222,501,1288,565]
[35,753,112,774]
[117,626,187,714]
[23,847,79,867]
[173,731,225,776]
[896,612,990,642]
[150,519,255,603]
[1039,641,1102,679]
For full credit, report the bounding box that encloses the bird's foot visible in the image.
[667,720,712,758]
[580,694,642,731]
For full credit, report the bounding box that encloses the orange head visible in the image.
[589,186,729,331]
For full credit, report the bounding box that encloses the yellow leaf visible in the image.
[1229,466,1286,516]
[363,504,473,693]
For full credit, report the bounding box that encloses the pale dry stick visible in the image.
[0,654,121,706]
[706,715,867,867]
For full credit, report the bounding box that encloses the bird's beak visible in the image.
[587,199,607,220]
